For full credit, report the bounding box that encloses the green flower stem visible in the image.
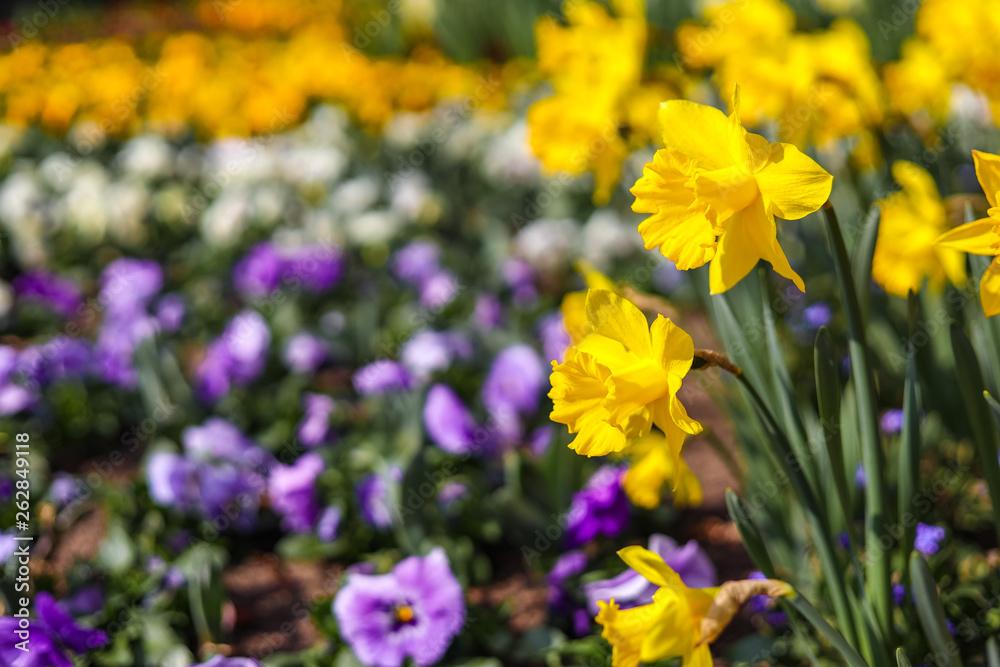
[733,369,861,653]
[822,201,893,649]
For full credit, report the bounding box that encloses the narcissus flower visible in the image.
[936,150,1000,317]
[872,160,966,297]
[631,87,832,294]
[596,546,793,667]
[622,431,702,509]
[548,290,701,457]
[560,261,618,345]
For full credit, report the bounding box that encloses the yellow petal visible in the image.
[605,359,670,428]
[632,150,718,269]
[974,150,1000,208]
[596,599,662,667]
[618,545,684,588]
[586,290,652,358]
[711,196,804,294]
[936,219,999,255]
[650,315,694,378]
[755,142,833,221]
[981,257,1000,318]
[668,375,703,435]
[709,209,765,294]
[657,99,737,171]
[623,442,669,509]
[560,291,590,345]
[685,645,715,667]
[549,350,610,432]
[892,160,940,208]
[568,419,630,456]
[639,593,695,665]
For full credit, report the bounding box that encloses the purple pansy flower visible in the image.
[547,550,587,611]
[538,312,570,365]
[802,302,833,329]
[582,535,716,614]
[0,592,108,667]
[156,294,185,332]
[317,506,342,542]
[233,243,285,297]
[183,418,270,469]
[400,331,471,381]
[285,244,343,292]
[419,270,459,310]
[423,384,480,455]
[481,344,544,418]
[196,311,271,401]
[358,473,395,529]
[915,523,946,555]
[333,548,465,667]
[881,409,904,435]
[437,482,468,510]
[392,241,440,287]
[565,466,630,548]
[283,332,327,374]
[746,571,788,627]
[13,270,83,318]
[268,453,325,533]
[473,294,503,330]
[297,393,337,447]
[354,361,412,396]
[195,658,263,667]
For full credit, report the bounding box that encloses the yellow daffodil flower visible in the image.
[549,290,701,457]
[631,87,832,294]
[622,431,702,509]
[936,150,1000,317]
[872,161,966,297]
[596,546,793,667]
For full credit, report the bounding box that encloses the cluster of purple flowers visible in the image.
[421,343,545,456]
[94,259,177,388]
[13,269,83,318]
[233,241,344,298]
[196,310,271,402]
[146,418,270,527]
[0,592,108,667]
[391,241,459,309]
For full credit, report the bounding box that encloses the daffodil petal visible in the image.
[756,142,833,221]
[639,594,694,664]
[586,290,653,358]
[568,419,629,456]
[974,150,1000,208]
[618,545,684,588]
[657,100,735,170]
[709,211,765,295]
[632,150,718,269]
[981,257,1000,318]
[650,315,694,378]
[936,219,999,255]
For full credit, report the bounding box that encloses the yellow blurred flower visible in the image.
[675,0,795,70]
[630,87,832,294]
[936,151,1000,317]
[872,161,966,297]
[622,431,702,509]
[528,0,678,204]
[596,545,793,667]
[716,19,883,146]
[549,290,701,457]
[883,40,952,122]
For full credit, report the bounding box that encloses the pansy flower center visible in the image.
[395,605,415,624]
